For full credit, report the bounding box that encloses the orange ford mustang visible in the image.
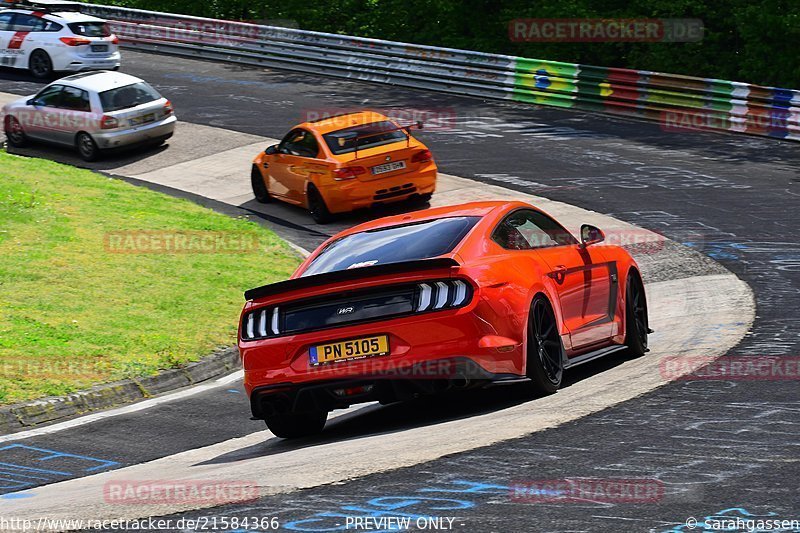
[251,111,437,223]
[239,201,650,438]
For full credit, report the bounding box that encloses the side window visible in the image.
[12,14,46,32]
[42,20,63,32]
[493,210,578,250]
[60,86,91,112]
[279,129,319,158]
[34,85,64,107]
[0,13,15,31]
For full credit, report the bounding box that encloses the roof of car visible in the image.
[57,71,146,92]
[0,8,104,23]
[335,201,530,237]
[302,111,393,135]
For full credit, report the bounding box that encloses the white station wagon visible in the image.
[0,0,121,79]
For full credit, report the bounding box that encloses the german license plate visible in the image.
[371,161,406,175]
[309,335,389,366]
[91,44,109,52]
[130,113,155,126]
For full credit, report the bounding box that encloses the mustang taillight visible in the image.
[241,306,280,340]
[416,279,471,312]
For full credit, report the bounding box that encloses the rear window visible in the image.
[68,21,111,37]
[99,82,162,112]
[301,216,480,277]
[323,120,407,155]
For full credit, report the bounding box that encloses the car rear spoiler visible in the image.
[342,121,423,160]
[244,257,459,301]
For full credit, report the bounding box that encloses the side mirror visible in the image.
[27,98,39,106]
[264,145,278,155]
[580,224,605,247]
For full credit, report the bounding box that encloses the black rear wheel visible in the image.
[76,132,99,162]
[4,117,27,147]
[624,272,649,357]
[265,411,327,439]
[29,50,53,80]
[251,165,271,203]
[307,185,332,224]
[525,295,564,394]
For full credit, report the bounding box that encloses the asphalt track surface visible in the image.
[0,51,798,532]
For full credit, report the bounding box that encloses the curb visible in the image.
[0,347,241,436]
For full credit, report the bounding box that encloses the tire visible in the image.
[525,295,564,394]
[29,50,54,80]
[307,184,332,224]
[76,132,99,162]
[4,117,27,148]
[265,411,327,439]
[624,271,649,357]
[251,165,271,203]
[412,193,433,205]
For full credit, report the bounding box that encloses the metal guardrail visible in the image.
[81,3,800,141]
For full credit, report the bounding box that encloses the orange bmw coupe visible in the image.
[239,201,650,437]
[251,111,437,223]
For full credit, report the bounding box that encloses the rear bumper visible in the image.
[57,52,121,72]
[240,303,526,412]
[249,357,514,418]
[93,116,177,149]
[320,165,437,214]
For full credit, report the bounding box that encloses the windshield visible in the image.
[68,22,112,37]
[99,82,162,112]
[323,120,408,155]
[302,216,480,277]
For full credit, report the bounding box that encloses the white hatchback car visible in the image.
[0,1,120,79]
[3,70,176,160]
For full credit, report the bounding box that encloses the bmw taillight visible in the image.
[332,166,367,181]
[59,37,91,46]
[411,149,433,163]
[241,306,281,341]
[163,100,173,116]
[416,280,472,312]
[100,115,119,129]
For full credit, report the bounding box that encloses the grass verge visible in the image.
[0,151,301,404]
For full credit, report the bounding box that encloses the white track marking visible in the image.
[0,371,244,444]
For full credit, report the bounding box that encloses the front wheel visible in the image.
[76,132,99,162]
[624,272,649,357]
[251,165,271,203]
[29,50,54,80]
[4,117,27,147]
[265,411,327,439]
[525,295,564,394]
[307,185,332,224]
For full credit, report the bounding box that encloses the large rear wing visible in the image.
[335,121,424,160]
[244,257,458,301]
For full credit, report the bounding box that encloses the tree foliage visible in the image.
[97,0,799,88]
